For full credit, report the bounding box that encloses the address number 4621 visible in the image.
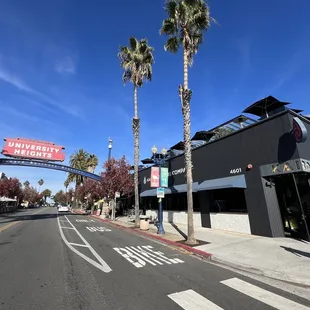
[230,168,242,174]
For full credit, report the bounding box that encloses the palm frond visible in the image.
[164,37,180,53]
[118,37,155,88]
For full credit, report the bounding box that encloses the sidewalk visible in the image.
[75,210,310,287]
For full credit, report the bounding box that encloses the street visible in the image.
[0,208,310,310]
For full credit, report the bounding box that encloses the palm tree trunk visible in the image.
[181,46,196,245]
[133,85,140,227]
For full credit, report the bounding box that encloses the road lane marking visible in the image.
[168,289,224,310]
[69,242,89,247]
[76,219,94,222]
[86,226,112,232]
[57,214,112,273]
[221,278,310,310]
[0,221,21,233]
[61,227,75,229]
[113,245,184,268]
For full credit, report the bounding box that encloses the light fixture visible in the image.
[151,145,158,154]
[161,148,167,156]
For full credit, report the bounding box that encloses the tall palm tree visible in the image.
[160,0,213,244]
[87,154,99,173]
[64,179,70,192]
[38,179,44,193]
[23,180,30,187]
[66,149,90,208]
[118,37,154,227]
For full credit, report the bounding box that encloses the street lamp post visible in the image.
[108,137,113,160]
[151,145,167,235]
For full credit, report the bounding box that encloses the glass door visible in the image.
[274,174,310,241]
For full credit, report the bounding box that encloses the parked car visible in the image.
[58,205,71,212]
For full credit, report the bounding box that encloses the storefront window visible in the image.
[210,188,247,213]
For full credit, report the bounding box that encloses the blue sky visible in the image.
[0,0,310,194]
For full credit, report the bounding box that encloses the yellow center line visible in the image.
[0,221,21,233]
[0,208,47,233]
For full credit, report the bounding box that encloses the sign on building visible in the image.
[2,138,65,162]
[160,167,168,187]
[150,167,160,187]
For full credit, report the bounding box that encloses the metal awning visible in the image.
[198,175,247,191]
[140,182,199,197]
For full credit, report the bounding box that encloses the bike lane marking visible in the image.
[57,213,112,273]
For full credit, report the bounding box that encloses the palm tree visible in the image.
[38,179,44,192]
[87,154,99,173]
[66,149,90,208]
[118,37,154,227]
[64,179,70,192]
[41,189,52,202]
[23,180,30,187]
[160,0,213,244]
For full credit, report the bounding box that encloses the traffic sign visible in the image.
[157,187,165,198]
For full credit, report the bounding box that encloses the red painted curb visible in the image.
[87,214,212,260]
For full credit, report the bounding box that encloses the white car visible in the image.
[58,205,70,212]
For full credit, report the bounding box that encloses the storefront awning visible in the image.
[198,175,247,191]
[140,182,199,197]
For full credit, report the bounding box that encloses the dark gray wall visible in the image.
[139,111,309,237]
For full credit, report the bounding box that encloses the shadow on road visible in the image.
[280,246,310,258]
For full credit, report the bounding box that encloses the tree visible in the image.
[0,177,23,199]
[118,37,154,226]
[23,180,30,187]
[38,179,44,192]
[64,179,70,192]
[41,189,52,202]
[66,149,90,208]
[100,156,134,200]
[23,186,42,204]
[87,154,99,173]
[53,190,67,205]
[160,0,213,244]
[76,178,102,206]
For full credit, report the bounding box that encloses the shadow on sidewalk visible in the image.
[169,221,188,239]
[280,246,310,258]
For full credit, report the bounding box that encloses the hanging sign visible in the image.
[150,167,160,188]
[160,167,169,187]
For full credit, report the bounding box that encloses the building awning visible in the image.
[198,175,247,191]
[140,182,199,197]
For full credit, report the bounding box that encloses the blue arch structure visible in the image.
[0,158,101,181]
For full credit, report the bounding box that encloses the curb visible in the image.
[86,214,212,260]
[72,211,310,288]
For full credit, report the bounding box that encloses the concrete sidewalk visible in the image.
[74,210,310,288]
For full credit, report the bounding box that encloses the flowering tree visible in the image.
[23,186,42,203]
[100,156,134,199]
[0,178,23,199]
[76,178,102,204]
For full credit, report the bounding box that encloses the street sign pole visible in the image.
[157,165,165,235]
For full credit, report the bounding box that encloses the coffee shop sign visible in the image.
[144,167,185,184]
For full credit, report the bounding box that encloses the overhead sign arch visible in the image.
[0,158,101,181]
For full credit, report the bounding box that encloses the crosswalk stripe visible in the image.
[221,278,310,310]
[168,289,224,310]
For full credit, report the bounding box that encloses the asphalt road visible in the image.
[0,207,310,310]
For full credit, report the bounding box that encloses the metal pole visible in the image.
[292,173,310,241]
[156,155,165,235]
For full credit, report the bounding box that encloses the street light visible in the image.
[151,145,167,235]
